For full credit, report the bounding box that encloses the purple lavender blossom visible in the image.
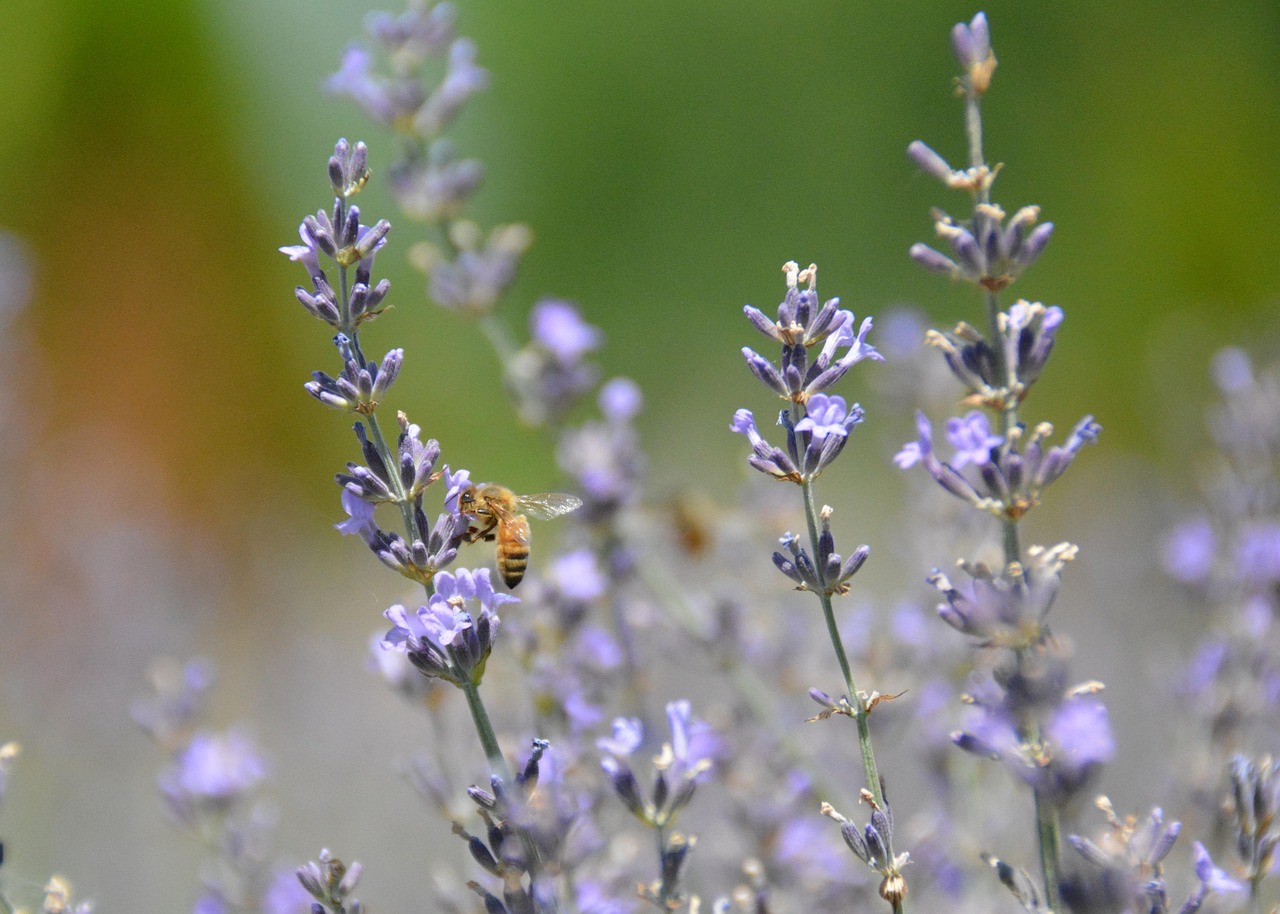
[909,208,1053,293]
[505,297,603,425]
[548,549,607,602]
[131,657,217,747]
[425,223,533,315]
[1045,699,1114,780]
[455,742,597,912]
[929,545,1074,641]
[944,410,1002,468]
[1228,754,1280,889]
[335,487,378,538]
[162,730,267,809]
[306,341,404,413]
[1192,841,1244,896]
[297,850,363,913]
[281,142,394,346]
[414,37,489,136]
[382,568,513,686]
[598,701,721,828]
[739,263,881,408]
[1162,516,1216,584]
[531,299,604,364]
[664,699,725,784]
[1235,521,1280,585]
[730,408,801,482]
[443,464,472,517]
[327,45,400,125]
[795,393,854,440]
[599,376,643,422]
[597,716,644,757]
[951,12,993,76]
[436,566,520,611]
[571,626,624,671]
[262,867,315,914]
[560,683,606,732]
[560,397,645,513]
[898,410,1099,521]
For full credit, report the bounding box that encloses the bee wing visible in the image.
[515,493,584,521]
[506,515,532,545]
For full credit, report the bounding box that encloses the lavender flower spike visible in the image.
[382,568,513,687]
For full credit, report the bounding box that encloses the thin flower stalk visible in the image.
[283,138,512,783]
[901,15,1110,914]
[334,8,652,741]
[733,262,906,911]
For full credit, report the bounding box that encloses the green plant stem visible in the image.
[798,474,885,809]
[967,87,1062,914]
[654,823,672,911]
[365,411,426,546]
[1034,790,1062,910]
[965,94,986,181]
[479,312,521,365]
[460,678,510,782]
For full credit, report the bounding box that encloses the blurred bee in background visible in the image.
[458,484,583,587]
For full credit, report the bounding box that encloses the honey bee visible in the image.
[457,484,583,587]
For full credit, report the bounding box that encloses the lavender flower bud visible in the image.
[909,242,959,278]
[773,532,821,592]
[741,347,789,397]
[414,37,489,137]
[731,409,801,483]
[952,12,996,95]
[907,140,954,183]
[328,138,370,198]
[600,756,646,820]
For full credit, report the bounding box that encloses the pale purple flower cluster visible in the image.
[163,730,267,809]
[907,194,1053,292]
[305,335,402,414]
[596,702,724,909]
[598,701,724,818]
[297,849,365,914]
[1228,755,1280,890]
[458,742,603,914]
[773,509,869,597]
[135,659,290,913]
[895,389,1098,523]
[1161,350,1280,903]
[382,568,516,686]
[741,293,880,404]
[1063,803,1242,914]
[335,416,464,587]
[559,377,646,518]
[822,792,908,907]
[506,299,605,426]
[329,5,529,315]
[734,263,880,473]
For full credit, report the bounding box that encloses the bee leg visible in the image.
[462,519,497,544]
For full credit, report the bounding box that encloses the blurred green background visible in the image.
[1,0,1278,909]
